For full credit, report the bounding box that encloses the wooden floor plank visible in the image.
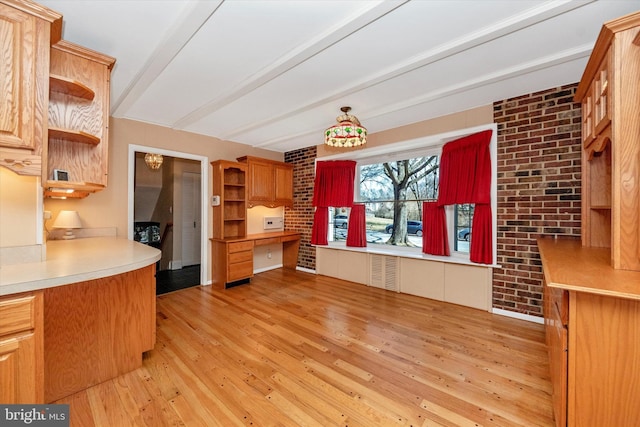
[54,268,554,426]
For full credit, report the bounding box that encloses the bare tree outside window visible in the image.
[359,156,439,246]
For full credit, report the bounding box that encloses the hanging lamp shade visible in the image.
[144,153,163,170]
[324,106,367,148]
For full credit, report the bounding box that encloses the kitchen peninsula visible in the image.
[0,237,160,403]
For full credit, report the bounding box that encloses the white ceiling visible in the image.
[38,0,640,153]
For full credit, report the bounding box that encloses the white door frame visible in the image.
[128,144,209,285]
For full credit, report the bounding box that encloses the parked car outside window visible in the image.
[458,228,471,241]
[385,220,423,236]
[334,214,348,228]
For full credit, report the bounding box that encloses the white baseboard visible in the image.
[254,264,283,274]
[492,308,544,324]
[296,266,315,274]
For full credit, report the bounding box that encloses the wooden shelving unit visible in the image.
[575,12,640,271]
[48,127,100,146]
[45,40,115,197]
[49,74,95,100]
[211,160,247,239]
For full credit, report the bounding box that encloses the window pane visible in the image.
[354,156,438,247]
[330,208,349,242]
[455,204,474,252]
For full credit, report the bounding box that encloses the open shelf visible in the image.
[49,74,95,100]
[45,180,105,192]
[48,127,100,145]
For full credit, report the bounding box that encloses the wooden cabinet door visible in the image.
[0,4,43,151]
[0,333,39,404]
[0,291,43,404]
[0,3,53,176]
[274,163,293,207]
[248,160,274,204]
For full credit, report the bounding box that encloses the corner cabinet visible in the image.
[0,1,61,176]
[237,156,293,208]
[574,11,640,271]
[44,40,115,199]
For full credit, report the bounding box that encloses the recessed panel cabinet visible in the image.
[0,1,61,176]
[0,291,44,404]
[237,156,293,208]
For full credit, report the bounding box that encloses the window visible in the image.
[329,155,473,253]
[323,124,496,263]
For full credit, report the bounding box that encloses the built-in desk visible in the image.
[211,231,300,288]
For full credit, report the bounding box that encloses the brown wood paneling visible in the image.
[43,265,155,402]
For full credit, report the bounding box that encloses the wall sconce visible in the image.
[144,153,163,170]
[53,210,82,239]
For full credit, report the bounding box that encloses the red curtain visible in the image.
[434,129,493,264]
[311,161,356,245]
[311,207,328,245]
[422,202,449,256]
[346,204,367,247]
[438,129,492,205]
[312,160,356,208]
[470,205,492,264]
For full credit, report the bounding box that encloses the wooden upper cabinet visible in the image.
[237,156,293,208]
[575,11,640,271]
[0,1,61,176]
[44,40,115,199]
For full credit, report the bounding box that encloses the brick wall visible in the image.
[493,84,582,316]
[284,146,317,270]
[283,85,582,317]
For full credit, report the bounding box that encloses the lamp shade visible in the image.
[325,106,367,148]
[53,210,82,239]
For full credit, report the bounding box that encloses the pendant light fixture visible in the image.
[324,106,367,148]
[144,153,163,170]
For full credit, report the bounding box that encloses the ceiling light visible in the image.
[144,153,163,170]
[325,106,367,148]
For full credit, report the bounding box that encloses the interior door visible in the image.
[181,172,201,267]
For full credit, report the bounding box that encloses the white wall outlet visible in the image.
[44,211,52,220]
[211,195,220,206]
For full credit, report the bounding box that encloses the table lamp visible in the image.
[53,210,82,239]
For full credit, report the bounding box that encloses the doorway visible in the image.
[128,145,209,289]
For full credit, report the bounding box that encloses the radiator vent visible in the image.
[369,254,399,292]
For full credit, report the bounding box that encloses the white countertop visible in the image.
[0,237,161,296]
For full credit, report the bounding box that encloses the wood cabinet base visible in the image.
[43,265,156,402]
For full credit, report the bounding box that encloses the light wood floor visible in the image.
[55,269,554,426]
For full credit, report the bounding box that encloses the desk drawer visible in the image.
[228,261,253,281]
[254,237,281,246]
[0,295,35,335]
[229,249,253,264]
[228,241,254,253]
